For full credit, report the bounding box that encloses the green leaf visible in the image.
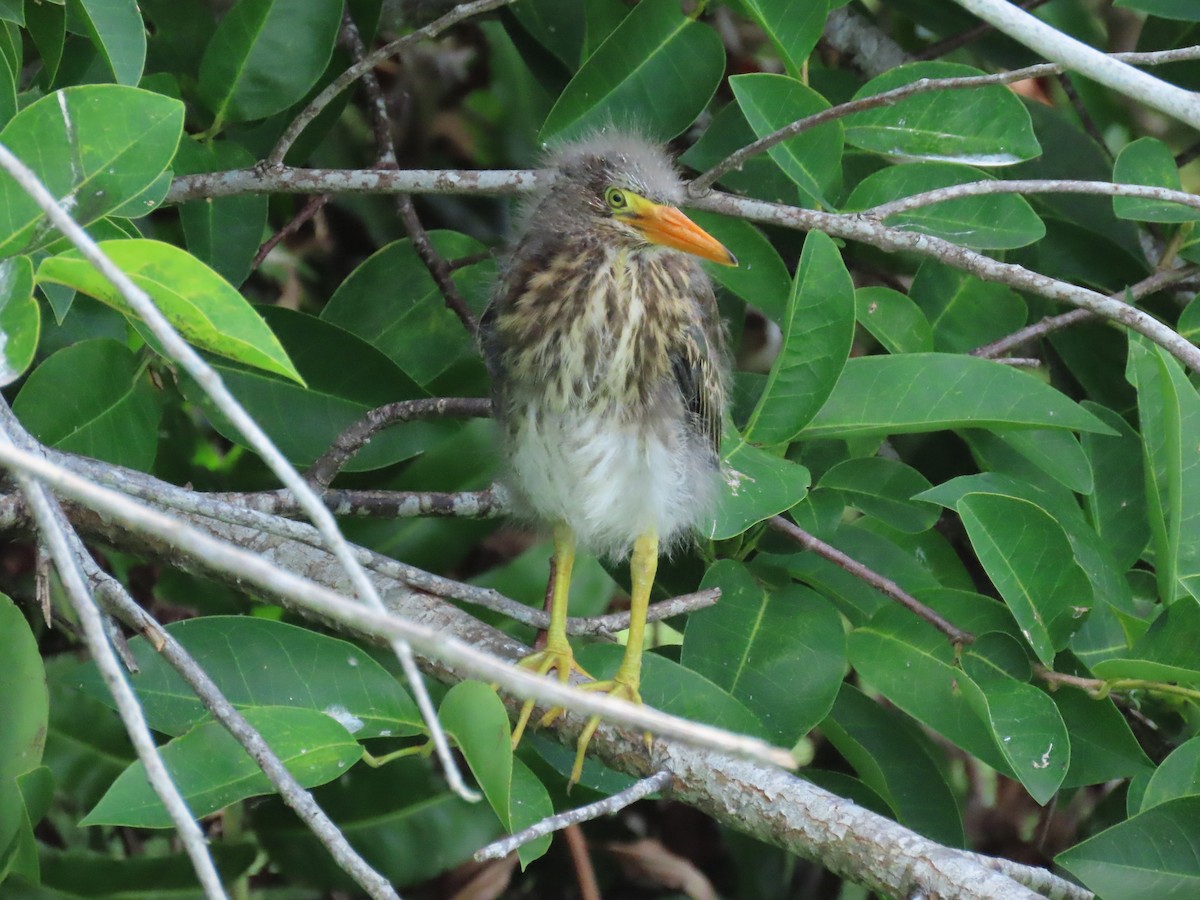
[726,0,826,77]
[1057,797,1200,899]
[1093,601,1200,684]
[822,684,965,846]
[0,256,37,386]
[680,101,806,205]
[174,139,268,287]
[729,74,843,208]
[27,845,257,897]
[82,707,362,828]
[198,0,343,126]
[0,594,47,789]
[801,353,1113,440]
[683,560,845,745]
[844,62,1041,165]
[539,0,724,142]
[510,0,585,68]
[440,682,552,867]
[743,232,854,445]
[1112,136,1200,223]
[683,210,791,323]
[707,432,811,540]
[73,616,422,739]
[68,0,147,86]
[855,286,933,354]
[967,427,1094,495]
[27,2,66,89]
[0,86,183,257]
[957,493,1092,665]
[819,457,938,533]
[37,239,303,383]
[321,232,493,390]
[846,162,1045,250]
[12,338,161,470]
[1128,337,1200,602]
[908,260,1028,352]
[1142,735,1200,811]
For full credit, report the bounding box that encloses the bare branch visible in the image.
[475,771,672,862]
[963,851,1094,900]
[252,193,330,272]
[914,0,1052,60]
[768,516,974,646]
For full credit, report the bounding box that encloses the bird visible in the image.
[479,130,736,783]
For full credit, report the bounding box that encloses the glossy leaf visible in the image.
[819,457,939,533]
[198,0,342,126]
[1128,337,1200,602]
[439,681,552,867]
[1112,136,1200,222]
[37,239,303,383]
[855,286,933,354]
[321,232,493,390]
[1093,601,1200,684]
[73,616,423,739]
[743,231,854,445]
[957,493,1092,665]
[729,73,843,208]
[28,845,257,897]
[908,260,1027,353]
[1115,0,1200,17]
[844,62,1041,165]
[1082,406,1149,569]
[801,353,1113,439]
[0,595,47,790]
[69,0,146,85]
[1057,797,1200,899]
[82,707,362,828]
[539,0,724,142]
[822,684,964,846]
[847,163,1044,249]
[680,101,805,205]
[13,338,161,470]
[970,427,1094,495]
[683,560,845,744]
[707,432,811,540]
[0,86,183,257]
[0,256,37,386]
[1141,735,1200,811]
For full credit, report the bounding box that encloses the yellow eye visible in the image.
[605,187,628,210]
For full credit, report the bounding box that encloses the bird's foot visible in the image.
[569,675,648,787]
[509,644,592,749]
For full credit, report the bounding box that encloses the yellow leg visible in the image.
[570,529,658,785]
[510,523,591,748]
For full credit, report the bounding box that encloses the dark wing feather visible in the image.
[669,279,726,457]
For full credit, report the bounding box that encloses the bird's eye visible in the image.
[604,187,627,210]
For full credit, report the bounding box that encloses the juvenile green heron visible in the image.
[481,131,736,781]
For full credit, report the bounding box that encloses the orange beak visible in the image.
[630,202,738,267]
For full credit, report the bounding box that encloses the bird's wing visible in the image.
[670,280,726,457]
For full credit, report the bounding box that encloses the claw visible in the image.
[509,644,592,749]
[569,676,648,787]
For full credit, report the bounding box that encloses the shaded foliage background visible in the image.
[2,0,1200,897]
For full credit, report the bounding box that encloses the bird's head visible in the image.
[539,131,738,267]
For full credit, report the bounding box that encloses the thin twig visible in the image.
[252,194,330,272]
[862,179,1200,220]
[222,486,506,519]
[563,824,601,900]
[0,441,797,771]
[308,397,493,487]
[267,0,517,165]
[0,144,478,803]
[914,0,1052,60]
[768,516,974,646]
[1055,73,1112,160]
[689,46,1200,195]
[0,415,226,899]
[475,771,672,861]
[86,563,401,900]
[990,357,1040,367]
[972,265,1200,359]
